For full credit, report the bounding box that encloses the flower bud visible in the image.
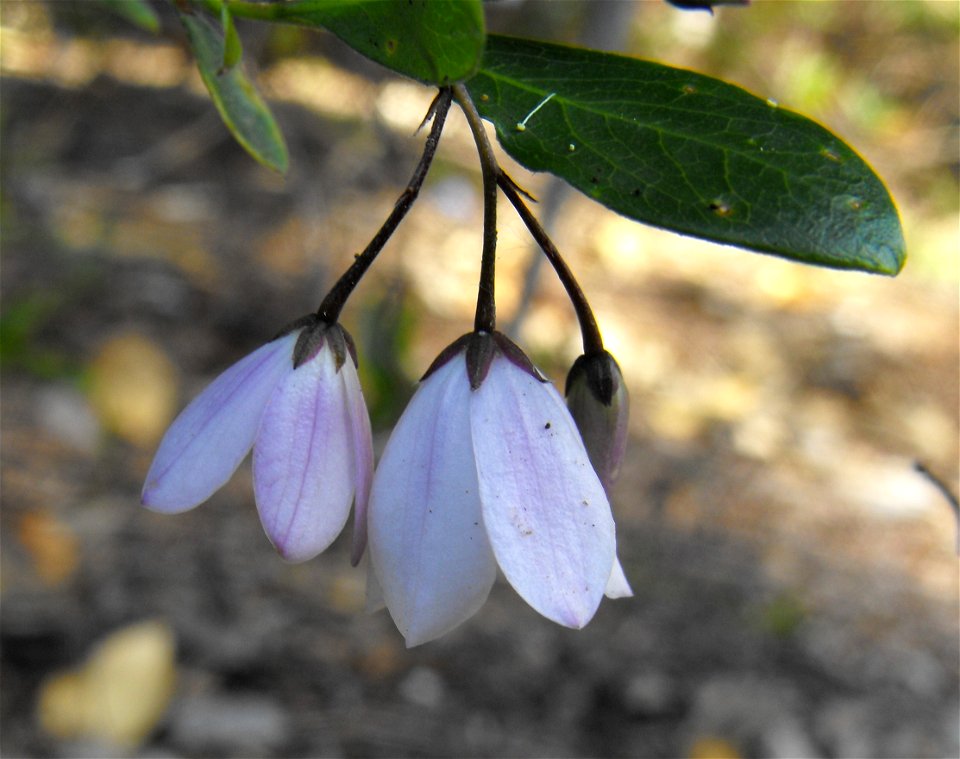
[565,351,629,490]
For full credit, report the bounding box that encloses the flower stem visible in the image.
[317,88,453,323]
[498,172,605,356]
[452,84,498,334]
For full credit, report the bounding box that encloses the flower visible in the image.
[141,318,373,563]
[367,331,630,647]
[565,350,629,490]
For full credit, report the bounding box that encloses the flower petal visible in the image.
[368,356,496,647]
[253,344,354,562]
[605,555,634,599]
[471,357,616,629]
[141,334,296,513]
[342,356,374,567]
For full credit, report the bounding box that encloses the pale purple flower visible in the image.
[367,331,630,647]
[142,319,373,563]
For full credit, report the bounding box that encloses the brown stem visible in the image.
[452,84,498,334]
[317,88,452,323]
[498,171,605,355]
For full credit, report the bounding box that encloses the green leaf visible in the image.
[467,36,905,275]
[99,0,161,33]
[223,0,485,84]
[220,5,243,72]
[179,10,288,173]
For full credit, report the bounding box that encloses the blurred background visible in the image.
[1,1,957,756]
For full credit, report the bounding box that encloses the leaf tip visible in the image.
[876,242,907,276]
[270,150,290,176]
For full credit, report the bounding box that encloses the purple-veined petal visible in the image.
[368,356,496,647]
[471,357,616,629]
[605,555,633,599]
[342,356,374,567]
[142,333,297,513]
[253,344,354,562]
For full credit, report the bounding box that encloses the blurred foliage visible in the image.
[355,282,419,427]
[757,592,807,639]
[0,294,76,380]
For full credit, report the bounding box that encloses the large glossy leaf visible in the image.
[224,0,485,84]
[467,36,905,275]
[179,11,289,173]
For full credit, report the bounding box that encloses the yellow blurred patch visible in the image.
[593,215,652,277]
[327,569,367,614]
[38,621,177,749]
[689,736,742,759]
[355,640,404,679]
[17,510,79,586]
[88,333,178,448]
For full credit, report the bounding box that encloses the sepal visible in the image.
[422,331,545,390]
[292,318,355,370]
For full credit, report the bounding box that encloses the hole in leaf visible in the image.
[682,84,697,94]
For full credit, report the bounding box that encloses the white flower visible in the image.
[368,331,630,647]
[142,319,373,563]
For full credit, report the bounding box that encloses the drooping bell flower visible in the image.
[367,331,630,647]
[141,317,373,564]
[565,350,629,490]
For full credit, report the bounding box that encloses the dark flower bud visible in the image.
[565,351,629,490]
